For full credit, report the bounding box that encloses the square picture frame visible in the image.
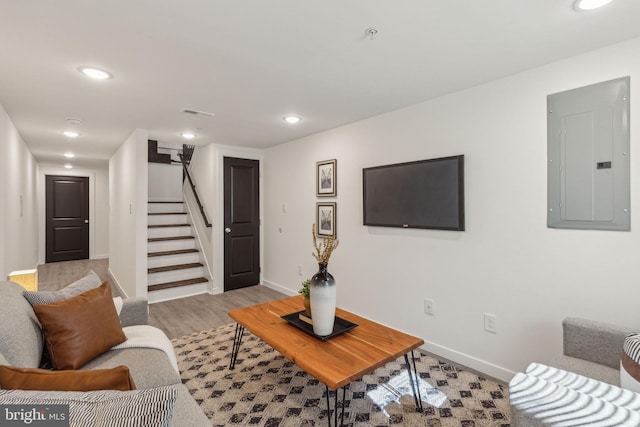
[316,159,337,197]
[316,202,337,238]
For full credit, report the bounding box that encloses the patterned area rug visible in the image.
[172,324,511,426]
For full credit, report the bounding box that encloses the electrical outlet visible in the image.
[484,313,497,333]
[423,299,434,315]
[297,265,303,276]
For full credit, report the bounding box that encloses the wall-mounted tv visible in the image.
[362,155,464,231]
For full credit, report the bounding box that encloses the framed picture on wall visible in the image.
[316,159,337,197]
[316,202,337,237]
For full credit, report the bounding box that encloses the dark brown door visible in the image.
[224,157,260,291]
[46,175,89,263]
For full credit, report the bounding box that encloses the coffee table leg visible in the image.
[324,384,348,427]
[229,324,245,370]
[404,351,424,412]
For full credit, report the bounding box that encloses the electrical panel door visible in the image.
[547,77,630,231]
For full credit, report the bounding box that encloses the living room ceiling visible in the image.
[1,1,640,167]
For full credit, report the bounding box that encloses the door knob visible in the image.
[225,227,231,233]
[84,220,89,224]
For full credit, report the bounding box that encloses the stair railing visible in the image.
[179,145,212,228]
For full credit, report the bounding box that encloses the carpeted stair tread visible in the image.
[148,249,199,257]
[148,277,208,292]
[148,224,190,228]
[148,262,203,274]
[148,201,183,204]
[147,236,194,242]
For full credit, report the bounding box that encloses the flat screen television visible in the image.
[362,155,464,231]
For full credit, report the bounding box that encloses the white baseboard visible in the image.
[421,340,516,383]
[261,279,296,296]
[107,268,128,299]
[92,254,109,260]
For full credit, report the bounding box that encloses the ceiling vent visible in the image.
[182,108,215,118]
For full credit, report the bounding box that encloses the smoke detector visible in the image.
[365,27,379,40]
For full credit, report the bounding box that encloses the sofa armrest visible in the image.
[119,297,149,327]
[563,317,632,370]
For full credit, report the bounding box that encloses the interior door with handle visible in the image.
[45,175,90,262]
[223,157,260,291]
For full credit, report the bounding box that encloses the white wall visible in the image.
[94,167,109,258]
[109,129,148,297]
[37,164,110,262]
[0,103,39,279]
[184,144,216,288]
[188,145,216,234]
[263,37,640,381]
[148,163,182,202]
[0,116,4,279]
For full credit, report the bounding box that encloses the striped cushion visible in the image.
[623,332,640,367]
[0,386,177,426]
[621,332,640,391]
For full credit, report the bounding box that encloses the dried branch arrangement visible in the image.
[312,224,339,264]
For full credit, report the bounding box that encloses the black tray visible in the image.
[281,311,358,340]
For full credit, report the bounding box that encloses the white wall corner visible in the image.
[135,130,149,298]
[109,128,149,299]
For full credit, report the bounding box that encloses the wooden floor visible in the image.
[149,286,286,339]
[37,258,288,339]
[38,258,114,293]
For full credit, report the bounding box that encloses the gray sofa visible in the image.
[510,317,636,426]
[0,280,210,426]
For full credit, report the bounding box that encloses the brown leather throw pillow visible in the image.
[33,282,127,370]
[0,365,136,391]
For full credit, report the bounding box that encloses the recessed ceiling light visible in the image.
[180,132,196,140]
[64,152,75,158]
[574,0,614,11]
[77,66,113,80]
[63,131,80,138]
[283,116,302,124]
[64,164,73,169]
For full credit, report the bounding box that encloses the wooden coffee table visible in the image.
[228,296,425,426]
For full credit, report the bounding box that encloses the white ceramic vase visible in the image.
[309,263,336,336]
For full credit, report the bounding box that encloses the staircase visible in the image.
[147,201,209,303]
